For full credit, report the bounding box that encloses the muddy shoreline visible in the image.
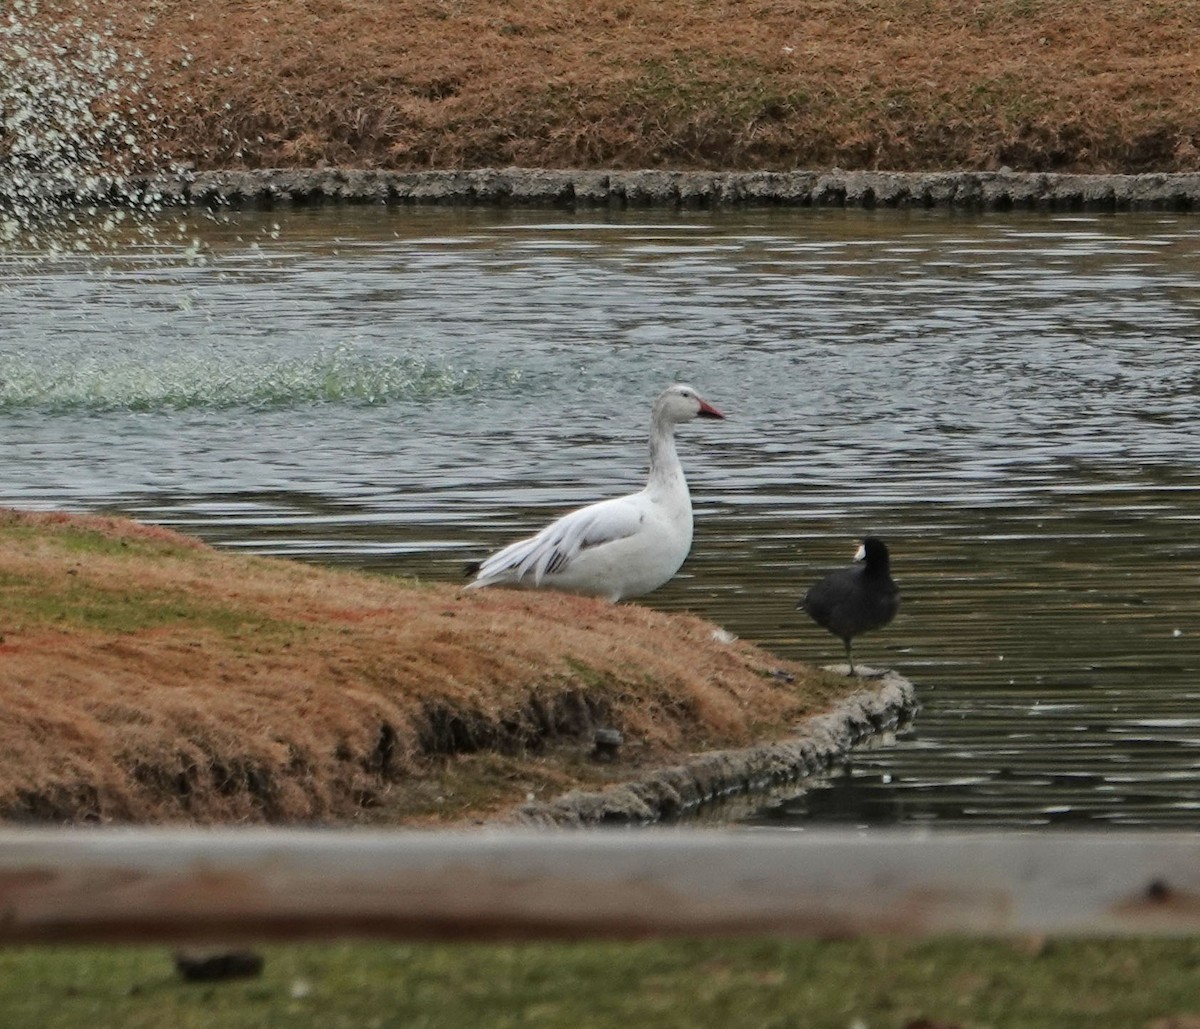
[511,670,917,827]
[60,167,1200,212]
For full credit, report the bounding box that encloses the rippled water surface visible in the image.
[3,205,1200,828]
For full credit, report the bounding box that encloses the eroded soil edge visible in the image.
[512,670,916,827]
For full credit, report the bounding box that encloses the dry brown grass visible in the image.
[35,0,1200,174]
[0,508,846,826]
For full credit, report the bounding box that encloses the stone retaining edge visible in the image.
[17,168,1200,211]
[508,670,918,827]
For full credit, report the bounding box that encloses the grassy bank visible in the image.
[10,0,1200,177]
[4,936,1200,1028]
[0,507,856,825]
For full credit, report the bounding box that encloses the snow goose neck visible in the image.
[798,537,900,676]
[464,383,724,602]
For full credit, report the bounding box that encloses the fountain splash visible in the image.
[0,0,183,255]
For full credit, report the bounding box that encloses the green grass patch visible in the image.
[563,656,614,689]
[2,936,1200,1027]
[0,520,196,561]
[1,578,299,645]
[0,515,304,640]
[0,577,297,641]
[614,52,805,126]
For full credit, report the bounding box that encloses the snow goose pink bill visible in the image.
[464,384,724,602]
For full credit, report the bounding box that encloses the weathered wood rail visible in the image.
[0,828,1197,944]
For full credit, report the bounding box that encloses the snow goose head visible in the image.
[654,383,725,425]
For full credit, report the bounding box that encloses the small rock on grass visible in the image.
[174,950,265,982]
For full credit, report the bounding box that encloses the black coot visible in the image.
[799,537,899,675]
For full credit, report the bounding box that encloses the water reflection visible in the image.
[2,205,1199,828]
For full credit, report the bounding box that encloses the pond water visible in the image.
[3,204,1199,830]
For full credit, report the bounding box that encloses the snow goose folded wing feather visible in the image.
[475,496,644,587]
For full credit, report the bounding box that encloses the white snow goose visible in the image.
[464,383,724,602]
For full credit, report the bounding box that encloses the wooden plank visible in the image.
[0,828,1197,944]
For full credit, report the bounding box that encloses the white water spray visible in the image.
[0,0,182,253]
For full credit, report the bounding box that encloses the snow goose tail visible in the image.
[464,383,724,602]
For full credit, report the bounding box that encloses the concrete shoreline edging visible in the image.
[509,669,918,827]
[15,167,1200,212]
